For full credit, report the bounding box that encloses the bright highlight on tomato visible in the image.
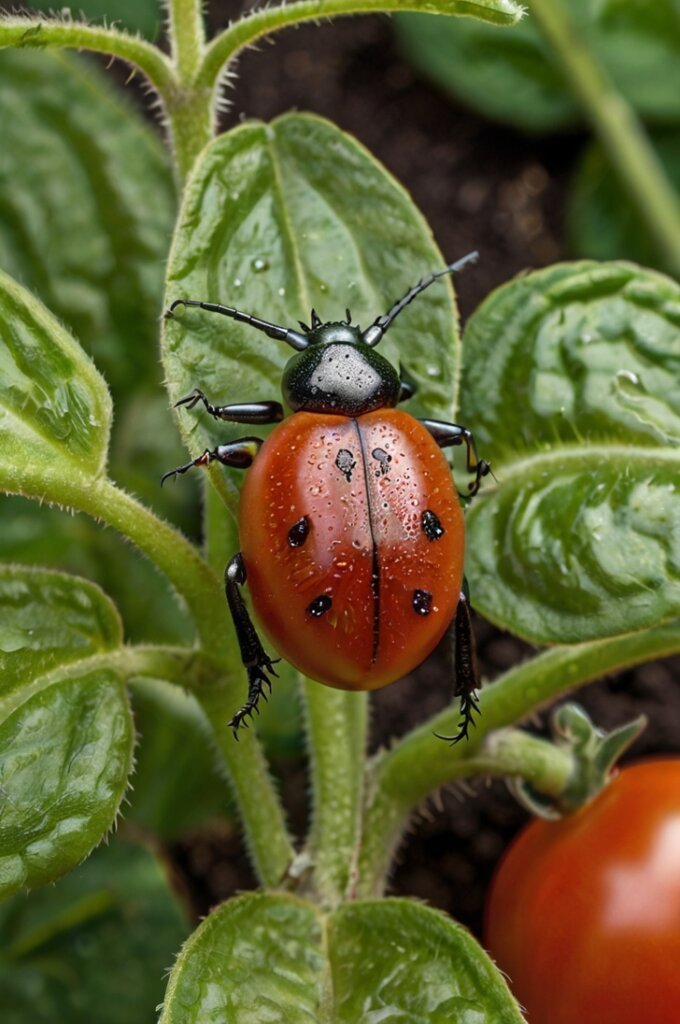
[484,759,680,1024]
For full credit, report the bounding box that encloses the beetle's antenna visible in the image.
[362,252,479,347]
[167,299,309,351]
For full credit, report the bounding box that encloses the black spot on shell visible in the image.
[371,447,392,476]
[422,510,444,542]
[336,448,356,482]
[307,594,332,617]
[288,516,310,548]
[412,589,432,616]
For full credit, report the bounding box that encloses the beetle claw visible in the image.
[434,689,481,745]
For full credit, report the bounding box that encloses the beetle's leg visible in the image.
[434,583,481,745]
[397,365,417,404]
[420,419,491,497]
[161,437,262,485]
[175,388,284,425]
[225,553,280,738]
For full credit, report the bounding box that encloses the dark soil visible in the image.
[161,6,680,938]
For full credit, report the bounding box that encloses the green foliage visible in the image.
[161,893,524,1022]
[569,132,680,272]
[396,0,680,133]
[461,262,680,643]
[0,566,133,896]
[0,50,175,398]
[0,839,188,1023]
[0,267,111,494]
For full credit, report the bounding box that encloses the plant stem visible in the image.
[65,482,296,884]
[163,0,213,181]
[528,0,680,277]
[79,478,232,662]
[198,688,296,888]
[356,620,680,896]
[0,18,176,98]
[195,0,523,94]
[165,0,205,82]
[303,683,368,906]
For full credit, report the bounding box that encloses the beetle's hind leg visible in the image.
[225,553,280,738]
[434,583,481,745]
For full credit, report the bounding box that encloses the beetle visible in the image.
[163,253,490,741]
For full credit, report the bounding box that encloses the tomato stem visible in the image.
[356,621,680,896]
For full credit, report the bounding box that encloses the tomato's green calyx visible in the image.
[510,703,647,819]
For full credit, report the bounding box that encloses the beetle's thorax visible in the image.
[282,334,400,416]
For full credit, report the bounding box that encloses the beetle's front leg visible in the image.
[420,419,491,496]
[225,553,279,738]
[161,437,263,484]
[435,584,481,745]
[174,388,284,425]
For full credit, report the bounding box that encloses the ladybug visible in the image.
[163,253,490,742]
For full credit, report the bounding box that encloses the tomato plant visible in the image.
[485,759,680,1024]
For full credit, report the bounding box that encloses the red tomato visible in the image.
[484,759,680,1024]
[240,408,464,690]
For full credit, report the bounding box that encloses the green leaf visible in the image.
[160,893,525,1022]
[0,838,188,1023]
[569,131,680,274]
[0,666,133,897]
[461,261,680,643]
[395,0,680,133]
[0,49,175,397]
[0,566,133,897]
[163,113,461,508]
[0,564,121,704]
[0,267,111,500]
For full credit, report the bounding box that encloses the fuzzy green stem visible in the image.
[165,0,205,82]
[0,18,176,97]
[163,0,213,180]
[195,0,523,94]
[199,687,296,888]
[466,727,574,794]
[356,620,680,896]
[528,0,680,276]
[64,483,295,883]
[303,682,369,906]
[78,478,231,661]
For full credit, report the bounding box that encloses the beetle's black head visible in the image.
[282,318,400,416]
[169,254,478,416]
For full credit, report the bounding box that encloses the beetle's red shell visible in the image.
[239,409,464,690]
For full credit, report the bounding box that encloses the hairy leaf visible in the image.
[461,261,680,642]
[160,893,525,1022]
[163,113,462,508]
[0,268,111,498]
[0,839,188,1024]
[0,565,121,705]
[0,566,132,896]
[396,0,680,133]
[0,665,133,897]
[569,131,680,274]
[0,49,174,396]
